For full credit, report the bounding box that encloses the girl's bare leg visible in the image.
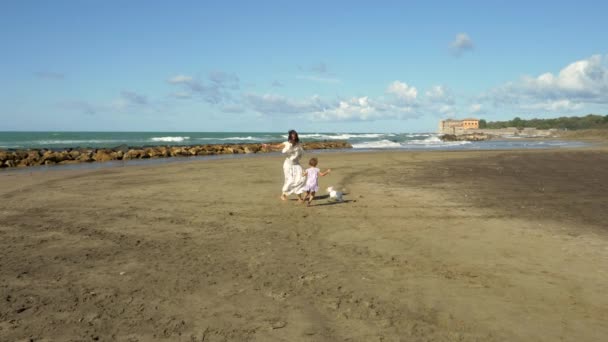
[307,192,316,206]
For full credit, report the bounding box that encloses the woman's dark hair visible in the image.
[288,130,300,145]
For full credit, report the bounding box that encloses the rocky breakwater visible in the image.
[0,141,352,168]
[440,132,493,142]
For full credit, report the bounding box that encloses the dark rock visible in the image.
[440,134,458,142]
[113,144,130,153]
[440,133,493,142]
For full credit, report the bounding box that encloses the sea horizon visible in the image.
[0,130,588,151]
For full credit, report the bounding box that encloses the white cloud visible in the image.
[425,85,454,104]
[522,100,583,112]
[312,96,419,121]
[520,55,608,100]
[386,81,418,102]
[450,33,474,55]
[245,81,424,122]
[483,54,608,112]
[438,105,455,117]
[470,103,482,113]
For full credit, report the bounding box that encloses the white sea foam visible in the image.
[33,139,124,145]
[407,136,444,144]
[285,133,388,140]
[352,140,403,149]
[220,136,264,141]
[196,136,268,141]
[150,136,190,142]
[407,136,471,148]
[353,135,472,149]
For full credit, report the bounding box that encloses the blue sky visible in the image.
[1,0,607,132]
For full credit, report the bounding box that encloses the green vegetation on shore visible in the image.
[479,114,608,130]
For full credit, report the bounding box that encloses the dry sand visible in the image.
[1,148,607,341]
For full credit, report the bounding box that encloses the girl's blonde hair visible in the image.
[309,157,318,167]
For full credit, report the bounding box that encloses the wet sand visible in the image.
[1,148,607,341]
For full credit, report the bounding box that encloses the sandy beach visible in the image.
[1,147,607,341]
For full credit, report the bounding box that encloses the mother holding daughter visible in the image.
[263,130,306,201]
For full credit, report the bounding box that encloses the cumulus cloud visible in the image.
[35,71,65,80]
[312,96,418,121]
[482,54,608,113]
[386,81,418,102]
[244,80,427,121]
[519,55,608,102]
[450,33,474,55]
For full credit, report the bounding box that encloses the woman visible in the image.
[263,130,306,201]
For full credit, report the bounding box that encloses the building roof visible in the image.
[461,118,479,121]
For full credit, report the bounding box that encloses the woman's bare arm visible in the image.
[262,142,285,150]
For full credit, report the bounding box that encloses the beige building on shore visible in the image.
[439,118,480,134]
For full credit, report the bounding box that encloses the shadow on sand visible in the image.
[287,193,351,207]
[310,199,352,207]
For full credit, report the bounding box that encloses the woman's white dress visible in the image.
[281,142,305,195]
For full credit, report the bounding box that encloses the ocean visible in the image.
[0,131,587,151]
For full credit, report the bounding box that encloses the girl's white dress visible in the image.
[281,142,305,195]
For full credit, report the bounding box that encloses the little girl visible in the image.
[301,157,331,206]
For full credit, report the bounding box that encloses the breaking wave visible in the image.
[150,136,190,142]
